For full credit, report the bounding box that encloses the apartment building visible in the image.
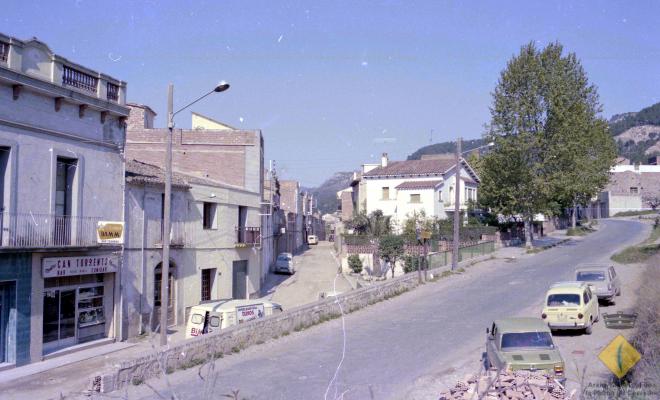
[0,33,128,366]
[124,107,264,335]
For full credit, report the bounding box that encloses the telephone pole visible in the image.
[451,137,462,271]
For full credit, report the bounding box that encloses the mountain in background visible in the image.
[406,138,486,160]
[406,101,660,163]
[303,171,354,215]
[609,102,660,162]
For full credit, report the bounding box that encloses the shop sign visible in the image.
[97,221,124,244]
[235,303,265,324]
[43,255,119,278]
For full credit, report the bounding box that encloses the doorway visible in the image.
[153,262,176,330]
[0,282,16,364]
[43,289,76,354]
[232,261,248,299]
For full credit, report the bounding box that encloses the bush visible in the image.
[347,254,363,274]
[403,255,421,273]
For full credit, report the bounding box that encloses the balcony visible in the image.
[0,33,126,107]
[235,226,261,248]
[157,220,192,247]
[0,212,103,249]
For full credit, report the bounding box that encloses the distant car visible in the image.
[307,235,318,245]
[575,264,621,302]
[274,252,295,274]
[542,281,599,334]
[485,317,565,382]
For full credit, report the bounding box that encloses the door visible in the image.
[154,264,175,329]
[232,261,248,300]
[43,289,77,354]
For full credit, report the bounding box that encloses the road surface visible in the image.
[122,219,647,400]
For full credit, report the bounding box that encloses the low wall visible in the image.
[94,266,424,393]
[94,243,498,393]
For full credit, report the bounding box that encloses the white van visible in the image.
[308,235,318,245]
[185,299,283,339]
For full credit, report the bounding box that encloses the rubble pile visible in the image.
[438,370,573,400]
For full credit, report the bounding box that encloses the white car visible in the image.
[274,252,295,274]
[308,235,318,245]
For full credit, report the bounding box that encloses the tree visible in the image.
[347,254,363,274]
[347,210,393,236]
[378,234,404,278]
[480,42,616,247]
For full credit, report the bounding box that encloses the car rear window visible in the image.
[501,332,554,349]
[277,255,291,261]
[547,294,581,306]
[577,271,605,281]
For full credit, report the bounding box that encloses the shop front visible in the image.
[40,254,118,355]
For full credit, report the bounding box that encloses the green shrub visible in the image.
[347,254,363,274]
[403,255,421,273]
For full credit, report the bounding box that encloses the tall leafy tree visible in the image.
[480,42,616,246]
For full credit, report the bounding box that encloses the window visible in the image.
[209,316,220,327]
[191,314,204,324]
[0,146,10,213]
[55,157,76,217]
[382,187,390,200]
[630,187,639,194]
[582,291,589,305]
[203,202,217,230]
[547,294,580,306]
[410,194,421,203]
[201,269,212,301]
[438,191,443,202]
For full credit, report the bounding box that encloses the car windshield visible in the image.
[547,294,581,306]
[577,271,605,281]
[501,332,554,350]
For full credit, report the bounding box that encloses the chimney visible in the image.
[381,153,389,168]
[127,103,157,130]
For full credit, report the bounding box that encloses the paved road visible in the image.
[125,219,647,400]
[263,242,352,310]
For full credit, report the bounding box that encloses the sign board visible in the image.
[598,334,641,379]
[97,221,124,244]
[421,230,432,240]
[235,303,265,324]
[43,255,119,278]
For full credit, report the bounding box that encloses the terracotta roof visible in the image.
[395,180,442,190]
[125,160,189,188]
[363,159,455,177]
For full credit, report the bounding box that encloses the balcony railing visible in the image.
[62,65,98,94]
[235,226,261,247]
[107,82,119,102]
[0,41,8,62]
[0,212,103,248]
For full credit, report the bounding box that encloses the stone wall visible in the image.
[93,263,432,393]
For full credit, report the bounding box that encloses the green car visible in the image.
[485,317,565,382]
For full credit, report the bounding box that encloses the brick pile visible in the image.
[438,371,574,400]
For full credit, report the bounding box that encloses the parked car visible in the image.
[574,264,621,302]
[485,317,565,382]
[307,235,318,245]
[275,252,295,274]
[542,281,599,334]
[185,299,283,339]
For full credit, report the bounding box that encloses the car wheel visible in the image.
[585,319,593,335]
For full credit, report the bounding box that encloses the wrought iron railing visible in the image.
[62,65,98,94]
[0,212,103,248]
[107,82,119,102]
[0,42,8,62]
[235,226,261,246]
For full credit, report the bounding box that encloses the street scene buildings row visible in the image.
[0,33,323,369]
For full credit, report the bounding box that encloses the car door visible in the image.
[586,287,598,321]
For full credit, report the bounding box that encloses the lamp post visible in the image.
[451,139,494,271]
[160,81,230,346]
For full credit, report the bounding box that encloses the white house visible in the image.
[361,153,480,228]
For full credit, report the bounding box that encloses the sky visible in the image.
[4,1,660,186]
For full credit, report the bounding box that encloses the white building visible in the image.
[361,153,480,228]
[0,33,128,366]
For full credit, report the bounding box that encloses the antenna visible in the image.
[429,129,434,144]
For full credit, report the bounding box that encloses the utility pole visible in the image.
[160,83,174,346]
[452,137,462,271]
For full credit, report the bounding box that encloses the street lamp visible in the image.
[451,139,494,271]
[160,81,230,346]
